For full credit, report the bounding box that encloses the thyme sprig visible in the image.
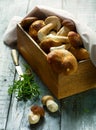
[8,71,40,101]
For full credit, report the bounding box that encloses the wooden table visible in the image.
[0,0,96,130]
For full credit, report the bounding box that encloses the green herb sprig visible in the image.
[8,72,40,102]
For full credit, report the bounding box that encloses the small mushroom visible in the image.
[68,31,83,48]
[57,18,76,36]
[38,16,61,41]
[28,20,45,42]
[28,105,45,124]
[47,45,78,75]
[39,38,62,53]
[69,46,89,61]
[39,34,70,53]
[20,17,38,31]
[41,95,59,113]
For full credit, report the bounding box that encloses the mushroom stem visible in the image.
[41,95,59,113]
[46,99,59,112]
[45,34,69,43]
[57,26,70,36]
[38,16,61,41]
[28,111,40,124]
[28,105,45,124]
[50,44,71,51]
[38,23,56,41]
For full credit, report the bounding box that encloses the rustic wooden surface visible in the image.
[0,0,96,130]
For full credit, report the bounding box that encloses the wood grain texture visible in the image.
[0,0,96,130]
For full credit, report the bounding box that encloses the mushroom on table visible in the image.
[41,95,59,112]
[28,105,45,124]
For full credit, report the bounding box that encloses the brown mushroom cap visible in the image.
[47,49,78,75]
[68,31,83,48]
[29,20,45,41]
[41,95,54,105]
[31,105,45,117]
[39,38,62,53]
[62,19,76,32]
[20,17,38,30]
[69,46,89,61]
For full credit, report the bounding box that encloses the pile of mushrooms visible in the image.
[28,95,59,125]
[21,16,89,75]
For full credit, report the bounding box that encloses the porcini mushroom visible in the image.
[57,18,76,36]
[39,38,62,53]
[69,46,89,61]
[41,95,59,112]
[38,16,61,41]
[20,17,38,31]
[39,34,70,53]
[28,105,45,124]
[47,45,78,75]
[68,31,83,48]
[29,20,45,42]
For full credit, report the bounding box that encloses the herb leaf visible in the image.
[8,73,40,101]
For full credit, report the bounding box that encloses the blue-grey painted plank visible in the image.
[61,90,96,130]
[0,0,29,129]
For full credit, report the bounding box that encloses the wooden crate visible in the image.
[17,23,96,99]
[17,5,96,99]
